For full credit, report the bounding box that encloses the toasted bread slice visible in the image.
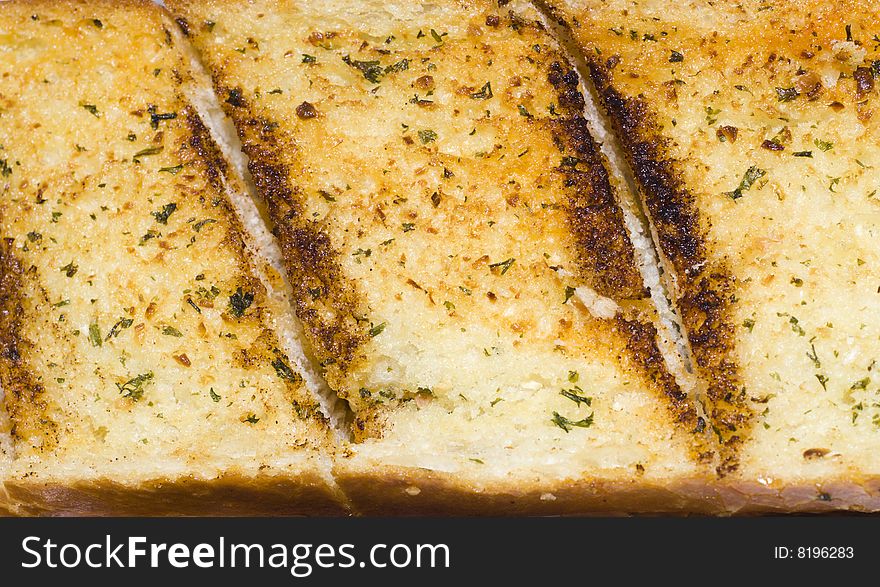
[549,0,880,511]
[0,0,345,515]
[170,0,718,514]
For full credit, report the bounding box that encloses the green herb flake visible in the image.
[302,54,316,64]
[106,317,133,340]
[117,372,154,401]
[418,129,438,144]
[560,386,592,407]
[726,165,766,199]
[669,50,684,62]
[162,325,183,337]
[517,104,533,118]
[209,388,221,402]
[242,413,260,424]
[369,322,387,337]
[192,219,216,232]
[80,103,100,117]
[229,287,254,318]
[385,59,409,74]
[133,146,164,162]
[88,322,102,347]
[158,164,185,175]
[792,151,813,158]
[789,316,805,336]
[60,261,78,278]
[352,248,372,262]
[568,371,579,383]
[743,318,755,332]
[775,87,800,102]
[815,373,829,390]
[851,377,870,390]
[471,82,493,100]
[0,159,11,177]
[489,257,515,275]
[152,203,177,225]
[806,344,821,369]
[342,55,384,84]
[705,105,721,125]
[149,110,177,129]
[430,29,445,44]
[139,230,160,245]
[272,354,299,382]
[563,285,576,304]
[814,138,834,152]
[551,411,594,432]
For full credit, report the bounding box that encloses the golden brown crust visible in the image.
[0,240,58,451]
[5,471,349,516]
[335,463,721,515]
[587,61,751,475]
[0,0,157,10]
[338,461,880,515]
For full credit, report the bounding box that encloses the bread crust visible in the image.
[335,462,721,515]
[4,471,349,516]
[338,458,880,514]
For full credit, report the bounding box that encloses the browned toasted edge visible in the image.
[542,47,713,461]
[582,59,753,477]
[199,83,367,392]
[0,0,159,13]
[5,471,348,516]
[334,464,722,516]
[0,239,58,454]
[171,14,378,442]
[337,461,880,515]
[181,105,334,432]
[544,59,646,301]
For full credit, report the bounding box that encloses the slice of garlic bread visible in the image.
[549,0,880,511]
[0,0,344,515]
[170,0,717,514]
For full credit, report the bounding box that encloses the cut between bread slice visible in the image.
[170,0,718,514]
[0,0,345,515]
[548,0,880,511]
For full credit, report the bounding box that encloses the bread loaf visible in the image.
[3,0,879,515]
